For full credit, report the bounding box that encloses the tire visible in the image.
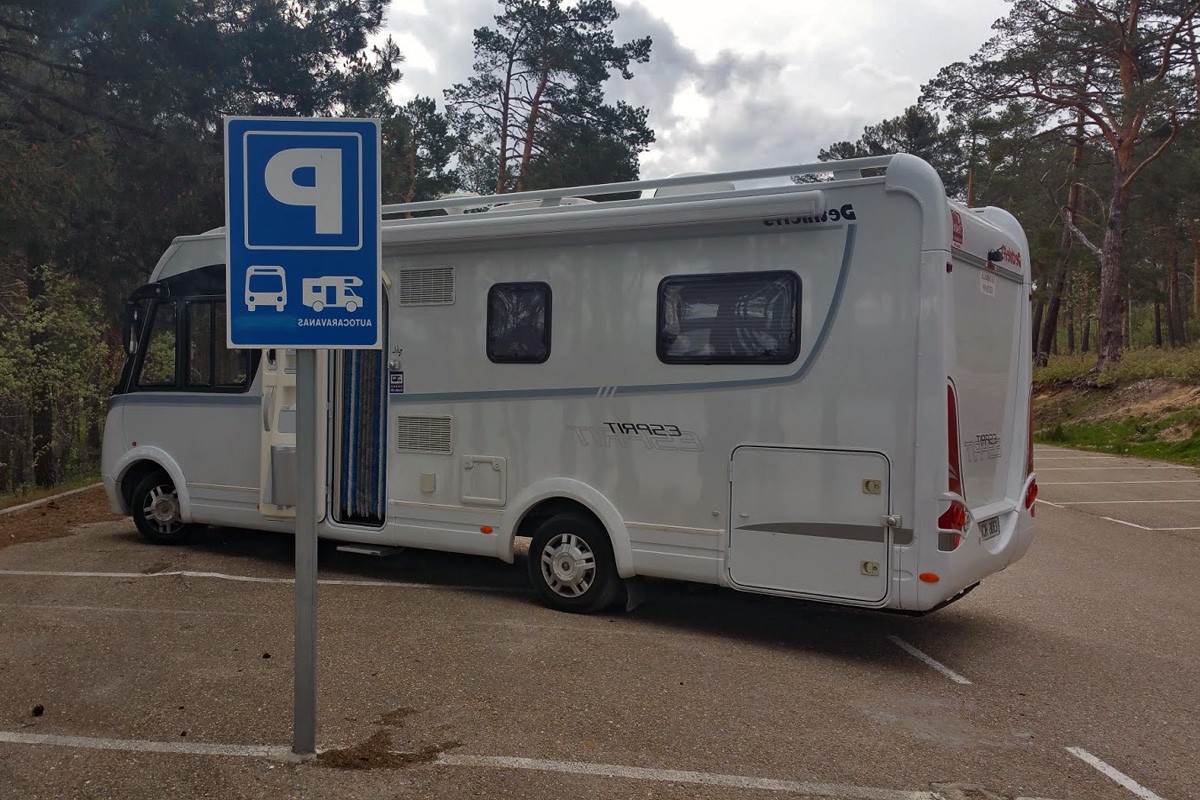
[345,300,359,313]
[312,300,324,312]
[130,472,191,545]
[527,512,620,613]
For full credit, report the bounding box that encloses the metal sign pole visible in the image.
[293,348,318,756]
[224,115,380,759]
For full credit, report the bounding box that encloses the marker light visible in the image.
[480,526,494,534]
[919,573,940,583]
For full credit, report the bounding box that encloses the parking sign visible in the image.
[225,117,381,349]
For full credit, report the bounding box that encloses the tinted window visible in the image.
[186,299,255,390]
[136,301,178,387]
[658,271,800,364]
[487,282,551,363]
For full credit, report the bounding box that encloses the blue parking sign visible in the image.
[225,117,381,349]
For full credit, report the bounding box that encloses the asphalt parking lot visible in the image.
[0,445,1197,800]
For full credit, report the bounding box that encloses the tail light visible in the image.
[938,381,967,550]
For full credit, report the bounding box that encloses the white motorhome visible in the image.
[102,154,1037,614]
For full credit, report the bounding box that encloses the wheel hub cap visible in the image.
[540,533,596,598]
[151,496,177,524]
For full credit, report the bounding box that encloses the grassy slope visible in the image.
[1034,348,1200,464]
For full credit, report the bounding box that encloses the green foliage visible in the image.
[381,97,460,205]
[1035,413,1200,465]
[0,0,402,486]
[921,0,1200,368]
[818,106,966,197]
[445,0,654,193]
[1035,347,1200,387]
[0,265,120,490]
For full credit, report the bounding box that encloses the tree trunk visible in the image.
[1167,231,1185,345]
[495,52,518,194]
[1031,299,1045,359]
[1082,312,1091,353]
[1189,218,1200,319]
[1067,304,1075,354]
[515,71,550,193]
[1037,263,1069,366]
[1154,287,1163,348]
[1097,170,1131,368]
[1040,107,1085,366]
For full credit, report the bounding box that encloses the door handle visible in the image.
[882,514,902,528]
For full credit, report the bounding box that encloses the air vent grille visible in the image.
[396,415,453,454]
[399,267,455,306]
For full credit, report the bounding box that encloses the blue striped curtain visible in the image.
[338,349,386,524]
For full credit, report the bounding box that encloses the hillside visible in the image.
[1033,350,1200,464]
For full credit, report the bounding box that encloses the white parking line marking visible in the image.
[1065,747,1166,800]
[0,602,268,618]
[1036,499,1065,508]
[437,754,940,800]
[1057,499,1200,505]
[1034,456,1122,461]
[1040,480,1200,485]
[0,731,1045,800]
[0,730,288,759]
[885,636,972,685]
[1035,466,1184,471]
[1041,513,1200,532]
[0,569,519,593]
[1100,516,1151,530]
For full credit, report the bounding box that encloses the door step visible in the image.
[335,544,406,557]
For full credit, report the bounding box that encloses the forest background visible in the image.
[2,0,1198,491]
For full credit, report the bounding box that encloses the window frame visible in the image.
[486,281,553,364]
[656,270,801,366]
[184,296,256,393]
[132,298,181,390]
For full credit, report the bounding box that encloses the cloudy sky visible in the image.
[382,0,1010,177]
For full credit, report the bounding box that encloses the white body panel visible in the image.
[102,155,1036,612]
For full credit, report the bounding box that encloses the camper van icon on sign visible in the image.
[302,276,365,313]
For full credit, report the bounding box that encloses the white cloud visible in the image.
[379,0,1009,178]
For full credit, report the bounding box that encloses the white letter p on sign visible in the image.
[264,147,343,235]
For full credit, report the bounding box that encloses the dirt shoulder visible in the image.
[0,486,124,550]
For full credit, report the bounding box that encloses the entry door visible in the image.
[729,447,890,603]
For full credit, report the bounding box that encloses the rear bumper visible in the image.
[906,499,1035,611]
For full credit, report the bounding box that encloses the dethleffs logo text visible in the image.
[762,203,856,227]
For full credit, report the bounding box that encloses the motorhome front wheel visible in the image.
[130,472,191,545]
[528,512,619,613]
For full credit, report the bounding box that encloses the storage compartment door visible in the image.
[729,447,890,602]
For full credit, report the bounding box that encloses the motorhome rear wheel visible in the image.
[528,512,620,613]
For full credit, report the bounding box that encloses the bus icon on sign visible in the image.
[245,265,287,312]
[302,276,364,313]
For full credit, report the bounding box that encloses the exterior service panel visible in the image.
[102,154,1035,615]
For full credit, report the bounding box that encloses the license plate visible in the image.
[978,516,1001,540]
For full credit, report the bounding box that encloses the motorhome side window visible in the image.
[658,271,800,364]
[136,301,178,387]
[487,282,551,363]
[186,300,254,390]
